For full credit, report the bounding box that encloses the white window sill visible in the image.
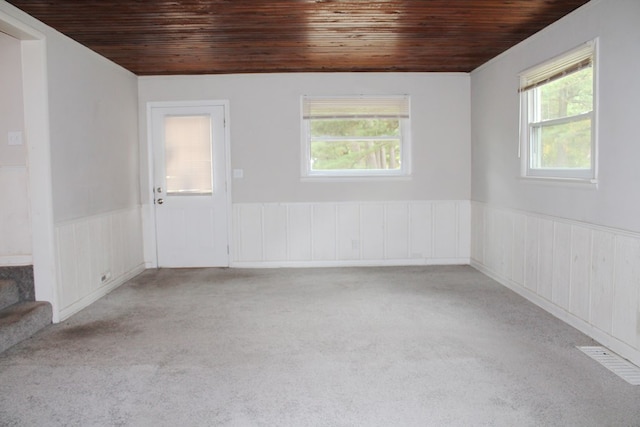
[519,175,598,189]
[301,174,412,183]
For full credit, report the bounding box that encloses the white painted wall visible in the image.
[46,33,140,223]
[471,0,640,233]
[0,32,26,167]
[139,73,470,203]
[0,1,144,320]
[45,30,143,319]
[470,0,640,365]
[0,31,31,265]
[139,73,471,266]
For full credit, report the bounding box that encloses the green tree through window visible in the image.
[302,96,410,177]
[310,119,400,170]
[520,41,596,180]
[536,67,593,169]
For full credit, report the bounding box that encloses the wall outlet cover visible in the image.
[8,131,23,146]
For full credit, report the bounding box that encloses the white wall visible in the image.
[470,0,640,365]
[45,31,143,319]
[139,73,471,266]
[0,31,31,265]
[46,34,140,223]
[0,1,144,320]
[139,73,470,203]
[471,0,640,233]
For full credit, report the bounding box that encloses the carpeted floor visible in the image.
[1,266,639,426]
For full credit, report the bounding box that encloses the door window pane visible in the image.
[164,115,213,194]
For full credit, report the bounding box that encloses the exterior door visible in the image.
[150,102,229,267]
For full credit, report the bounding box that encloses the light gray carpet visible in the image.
[1,266,639,426]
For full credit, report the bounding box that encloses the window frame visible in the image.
[301,95,412,179]
[519,40,598,182]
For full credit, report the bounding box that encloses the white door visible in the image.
[150,103,229,267]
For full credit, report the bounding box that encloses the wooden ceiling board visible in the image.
[6,0,590,75]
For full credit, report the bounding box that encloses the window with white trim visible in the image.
[301,95,411,177]
[519,41,596,180]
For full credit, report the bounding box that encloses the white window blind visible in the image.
[302,96,410,120]
[519,41,594,93]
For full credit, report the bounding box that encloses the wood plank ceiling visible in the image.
[7,0,590,75]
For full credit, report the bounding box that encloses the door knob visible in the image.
[157,198,164,205]
[157,187,163,193]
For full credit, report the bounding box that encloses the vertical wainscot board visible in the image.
[55,207,145,321]
[0,166,32,265]
[232,200,470,267]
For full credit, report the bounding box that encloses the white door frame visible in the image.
[144,100,232,268]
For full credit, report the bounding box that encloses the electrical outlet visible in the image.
[100,271,112,283]
[8,131,23,146]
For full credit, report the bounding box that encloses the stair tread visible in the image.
[0,280,20,311]
[0,301,52,354]
[0,301,51,326]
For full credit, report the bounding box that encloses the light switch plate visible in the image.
[8,131,23,146]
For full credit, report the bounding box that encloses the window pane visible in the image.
[531,117,591,169]
[310,118,400,138]
[309,117,402,171]
[311,140,401,171]
[302,96,410,177]
[539,67,592,121]
[164,115,213,194]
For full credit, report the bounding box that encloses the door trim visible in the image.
[144,100,232,268]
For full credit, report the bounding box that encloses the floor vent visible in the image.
[577,346,640,385]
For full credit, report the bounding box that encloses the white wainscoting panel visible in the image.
[263,204,287,262]
[471,202,640,367]
[385,203,410,259]
[612,236,640,347]
[287,204,312,261]
[409,202,432,259]
[570,225,591,321]
[337,204,360,260]
[55,206,145,321]
[0,166,32,265]
[361,204,385,260]
[234,204,263,262]
[233,200,470,267]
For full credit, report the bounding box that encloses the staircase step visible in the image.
[0,301,52,354]
[0,280,19,311]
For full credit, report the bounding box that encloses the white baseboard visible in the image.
[231,258,470,269]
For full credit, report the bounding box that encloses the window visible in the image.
[519,41,596,181]
[164,115,213,194]
[301,95,411,177]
